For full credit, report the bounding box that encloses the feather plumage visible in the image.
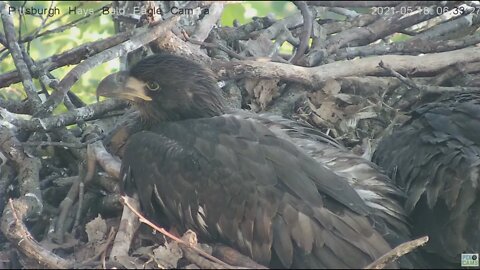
[373,92,480,267]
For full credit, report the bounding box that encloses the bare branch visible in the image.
[91,140,121,180]
[3,99,126,132]
[364,236,429,269]
[214,47,480,86]
[1,198,71,269]
[0,126,42,205]
[0,2,42,111]
[335,33,480,60]
[121,195,238,269]
[325,3,439,55]
[190,2,224,46]
[109,195,140,261]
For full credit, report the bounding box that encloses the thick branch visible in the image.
[0,127,67,268]
[0,126,42,203]
[325,3,439,55]
[190,2,224,46]
[109,195,140,261]
[213,47,480,87]
[336,33,480,60]
[1,198,71,269]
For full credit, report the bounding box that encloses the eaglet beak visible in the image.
[96,71,152,102]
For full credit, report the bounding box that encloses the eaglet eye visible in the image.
[146,81,160,91]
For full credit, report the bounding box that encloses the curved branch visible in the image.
[291,1,312,64]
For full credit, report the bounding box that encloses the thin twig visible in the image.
[379,61,480,94]
[22,5,107,44]
[26,1,54,52]
[379,61,420,91]
[121,195,238,269]
[364,236,429,269]
[83,227,117,264]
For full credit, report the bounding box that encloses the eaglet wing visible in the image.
[372,92,480,263]
[122,115,395,268]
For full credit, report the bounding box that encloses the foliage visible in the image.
[1,1,296,108]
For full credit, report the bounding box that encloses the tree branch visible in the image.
[213,46,480,86]
[0,2,42,111]
[3,99,127,132]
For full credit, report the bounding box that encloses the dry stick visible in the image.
[82,227,117,266]
[53,168,82,244]
[0,125,42,209]
[364,236,429,269]
[189,2,224,46]
[379,61,421,91]
[121,195,238,269]
[1,198,71,269]
[182,231,230,270]
[2,99,126,132]
[213,46,480,87]
[73,144,97,228]
[109,194,140,261]
[335,30,480,60]
[75,182,84,228]
[55,128,105,244]
[91,141,121,179]
[325,3,440,55]
[380,61,480,94]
